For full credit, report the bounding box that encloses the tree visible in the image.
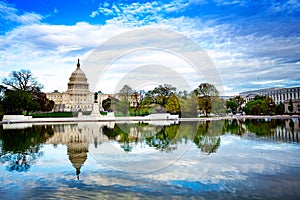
[119,84,133,101]
[288,99,294,113]
[0,85,7,117]
[178,90,188,99]
[213,98,226,114]
[165,94,180,114]
[102,97,119,112]
[265,96,276,115]
[132,91,140,116]
[142,84,177,113]
[2,89,40,115]
[116,85,133,115]
[151,84,176,107]
[276,102,284,115]
[226,99,238,113]
[2,69,43,92]
[234,95,245,112]
[1,69,54,114]
[194,83,219,117]
[34,92,55,112]
[179,93,198,117]
[244,96,276,115]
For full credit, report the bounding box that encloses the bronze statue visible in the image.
[94,92,98,103]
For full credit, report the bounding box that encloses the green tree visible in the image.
[265,96,276,115]
[34,92,55,112]
[151,84,176,107]
[244,96,276,115]
[142,84,177,113]
[194,83,219,117]
[178,90,188,99]
[165,94,180,114]
[213,97,226,114]
[226,99,238,113]
[2,89,40,115]
[179,93,198,117]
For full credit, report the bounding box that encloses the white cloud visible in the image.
[0,22,129,92]
[90,11,99,18]
[0,1,42,25]
[1,0,299,95]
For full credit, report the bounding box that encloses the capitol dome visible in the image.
[67,59,90,94]
[46,59,94,112]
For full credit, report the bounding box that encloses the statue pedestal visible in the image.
[90,103,101,117]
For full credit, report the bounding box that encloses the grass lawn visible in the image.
[31,112,74,118]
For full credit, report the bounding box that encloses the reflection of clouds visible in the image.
[1,134,300,199]
[137,135,300,184]
[1,122,300,199]
[220,135,236,145]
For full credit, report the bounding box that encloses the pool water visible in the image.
[0,119,299,199]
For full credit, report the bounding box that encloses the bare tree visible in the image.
[2,69,43,92]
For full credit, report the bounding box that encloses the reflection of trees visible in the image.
[193,121,223,154]
[145,124,180,152]
[102,125,119,139]
[5,153,30,172]
[222,119,246,135]
[103,123,143,152]
[0,125,54,153]
[103,121,224,153]
[0,125,54,172]
[241,119,299,143]
[175,121,198,143]
[245,119,278,136]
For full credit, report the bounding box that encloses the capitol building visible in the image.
[46,59,139,112]
[46,59,94,112]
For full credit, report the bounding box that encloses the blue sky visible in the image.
[0,0,299,95]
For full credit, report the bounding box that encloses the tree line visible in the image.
[0,69,290,118]
[104,83,226,117]
[226,95,287,115]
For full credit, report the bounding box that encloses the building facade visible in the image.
[240,86,300,114]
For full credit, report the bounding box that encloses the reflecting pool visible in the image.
[0,118,299,199]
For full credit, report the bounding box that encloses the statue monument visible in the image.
[90,92,101,116]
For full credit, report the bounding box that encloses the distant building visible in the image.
[46,59,140,112]
[239,86,300,114]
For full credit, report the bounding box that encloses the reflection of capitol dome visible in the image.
[67,59,90,94]
[67,142,88,180]
[45,123,111,179]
